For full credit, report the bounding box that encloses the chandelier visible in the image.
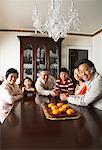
[32,0,80,42]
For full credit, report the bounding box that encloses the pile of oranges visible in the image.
[48,102,75,116]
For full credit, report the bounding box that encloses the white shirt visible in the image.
[0,81,23,105]
[68,72,102,110]
[35,75,56,96]
[0,81,23,124]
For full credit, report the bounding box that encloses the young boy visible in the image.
[55,68,74,97]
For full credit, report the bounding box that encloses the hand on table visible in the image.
[50,89,58,97]
[60,93,68,101]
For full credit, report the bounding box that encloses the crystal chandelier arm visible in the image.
[32,0,45,34]
[66,0,80,31]
[52,0,54,9]
[71,0,74,12]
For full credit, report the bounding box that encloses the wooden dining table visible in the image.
[1,95,102,150]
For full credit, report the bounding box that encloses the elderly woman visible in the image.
[0,68,23,105]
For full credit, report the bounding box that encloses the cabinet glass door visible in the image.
[23,44,33,79]
[36,45,46,73]
[49,46,58,78]
[19,36,63,82]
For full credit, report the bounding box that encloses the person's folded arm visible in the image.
[13,94,23,101]
[68,77,102,106]
[35,83,50,96]
[1,88,23,104]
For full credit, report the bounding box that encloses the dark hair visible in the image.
[76,59,94,67]
[23,77,35,88]
[73,67,85,84]
[24,77,33,82]
[60,68,69,74]
[75,59,96,73]
[5,68,19,79]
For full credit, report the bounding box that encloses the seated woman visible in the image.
[60,59,102,110]
[22,77,36,97]
[74,68,87,95]
[0,68,23,107]
[54,68,74,97]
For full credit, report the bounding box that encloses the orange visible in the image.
[57,102,63,107]
[48,103,55,108]
[51,105,58,110]
[66,108,75,115]
[62,104,69,109]
[52,108,60,115]
[59,107,66,113]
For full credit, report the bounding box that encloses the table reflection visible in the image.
[35,94,50,105]
[1,96,102,150]
[69,104,102,146]
[6,110,19,127]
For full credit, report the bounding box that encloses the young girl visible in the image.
[60,68,87,101]
[73,68,87,95]
[22,77,36,97]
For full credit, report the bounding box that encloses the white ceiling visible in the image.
[0,0,102,34]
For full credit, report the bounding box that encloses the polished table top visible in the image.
[1,95,102,150]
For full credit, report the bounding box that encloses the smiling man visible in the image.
[35,68,56,96]
[60,59,102,110]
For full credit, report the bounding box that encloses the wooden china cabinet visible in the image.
[18,36,63,82]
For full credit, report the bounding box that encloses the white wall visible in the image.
[61,35,92,68]
[0,31,102,83]
[92,32,102,73]
[0,31,36,83]
[0,32,20,74]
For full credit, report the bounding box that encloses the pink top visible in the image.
[75,83,87,95]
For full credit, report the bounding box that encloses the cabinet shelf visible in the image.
[18,36,63,81]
